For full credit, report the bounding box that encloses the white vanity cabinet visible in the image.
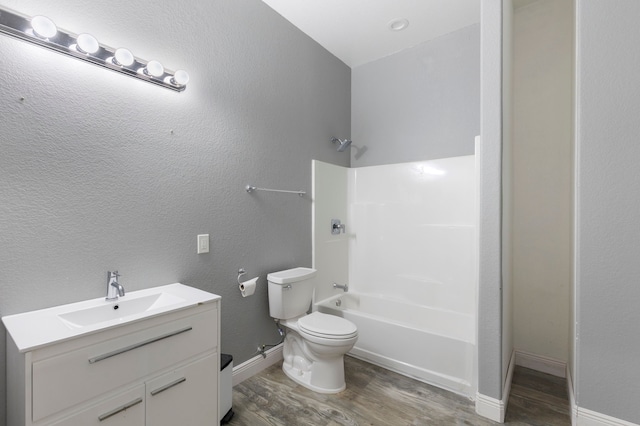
[50,385,146,426]
[145,353,217,425]
[4,284,220,426]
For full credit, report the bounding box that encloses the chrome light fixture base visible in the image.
[0,7,189,92]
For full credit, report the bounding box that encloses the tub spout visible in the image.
[333,282,348,292]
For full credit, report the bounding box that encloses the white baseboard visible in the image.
[515,350,567,378]
[567,367,577,426]
[475,393,504,423]
[502,349,516,414]
[567,366,637,426]
[475,349,515,423]
[576,408,639,426]
[232,344,284,386]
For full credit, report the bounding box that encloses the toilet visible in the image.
[267,267,358,393]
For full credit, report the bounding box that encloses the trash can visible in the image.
[220,354,234,424]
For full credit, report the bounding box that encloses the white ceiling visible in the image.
[261,0,481,68]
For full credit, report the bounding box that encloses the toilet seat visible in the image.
[298,312,357,340]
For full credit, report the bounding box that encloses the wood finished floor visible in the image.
[229,356,570,425]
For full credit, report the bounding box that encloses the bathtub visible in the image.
[315,292,476,397]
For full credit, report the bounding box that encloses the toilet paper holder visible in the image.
[237,268,259,298]
[237,268,247,284]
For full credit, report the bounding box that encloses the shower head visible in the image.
[331,137,352,152]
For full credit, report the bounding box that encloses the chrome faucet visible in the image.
[106,271,125,300]
[333,282,349,292]
[331,219,346,235]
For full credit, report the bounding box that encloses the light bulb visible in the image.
[76,33,99,54]
[113,48,134,66]
[144,60,164,77]
[171,70,189,86]
[31,15,57,39]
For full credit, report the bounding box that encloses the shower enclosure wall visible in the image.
[312,153,477,397]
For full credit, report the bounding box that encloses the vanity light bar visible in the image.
[0,7,189,92]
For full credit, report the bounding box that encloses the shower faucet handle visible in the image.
[331,219,346,235]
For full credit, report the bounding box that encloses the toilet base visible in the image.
[281,331,350,394]
[282,360,346,394]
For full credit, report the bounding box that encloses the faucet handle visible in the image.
[331,219,346,235]
[109,270,121,280]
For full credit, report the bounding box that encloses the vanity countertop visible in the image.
[2,283,220,352]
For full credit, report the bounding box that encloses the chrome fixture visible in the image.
[245,185,306,197]
[257,319,286,359]
[331,219,346,235]
[335,299,342,307]
[331,138,352,152]
[237,268,247,284]
[0,6,189,92]
[106,270,125,300]
[333,282,349,292]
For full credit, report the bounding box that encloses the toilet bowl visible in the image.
[281,311,357,393]
[267,267,358,393]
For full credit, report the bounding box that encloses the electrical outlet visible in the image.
[197,234,209,254]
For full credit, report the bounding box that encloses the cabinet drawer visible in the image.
[146,353,218,426]
[32,307,217,422]
[50,385,145,426]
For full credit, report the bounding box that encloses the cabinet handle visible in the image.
[88,326,193,364]
[98,397,143,421]
[150,377,187,396]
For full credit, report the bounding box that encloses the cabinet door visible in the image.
[50,385,145,426]
[32,307,217,422]
[146,353,218,426]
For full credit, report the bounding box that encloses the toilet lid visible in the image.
[298,312,357,338]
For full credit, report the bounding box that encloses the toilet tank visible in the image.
[267,267,317,319]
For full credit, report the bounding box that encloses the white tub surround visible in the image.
[313,154,477,398]
[316,293,475,396]
[347,156,477,316]
[312,160,349,304]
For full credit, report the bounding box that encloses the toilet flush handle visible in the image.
[282,284,292,291]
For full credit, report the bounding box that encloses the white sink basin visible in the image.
[2,283,219,352]
[58,292,185,328]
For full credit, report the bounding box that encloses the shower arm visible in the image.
[331,137,352,152]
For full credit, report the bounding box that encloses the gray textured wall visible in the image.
[0,0,350,422]
[575,0,640,422]
[351,24,480,167]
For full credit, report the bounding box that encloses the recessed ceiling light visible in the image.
[388,18,409,32]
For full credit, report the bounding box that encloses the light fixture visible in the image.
[75,33,99,54]
[171,70,189,86]
[0,6,189,92]
[113,48,134,67]
[31,15,57,39]
[388,18,409,32]
[144,60,164,78]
